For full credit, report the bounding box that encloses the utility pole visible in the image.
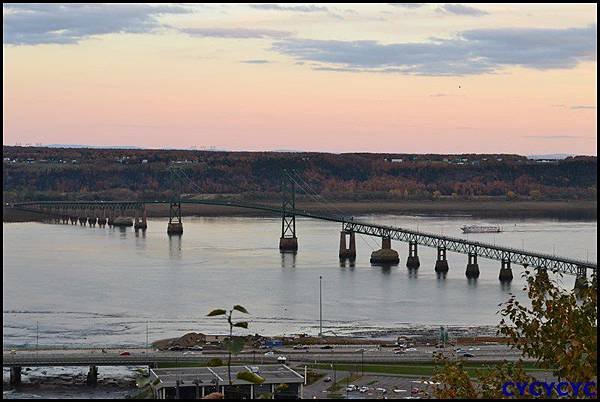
[146,323,149,351]
[319,276,323,337]
[36,321,39,353]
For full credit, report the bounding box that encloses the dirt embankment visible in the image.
[4,200,597,223]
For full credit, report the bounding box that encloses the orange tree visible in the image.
[431,268,597,398]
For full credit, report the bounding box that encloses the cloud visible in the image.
[389,3,425,8]
[249,4,329,13]
[179,27,291,39]
[570,105,596,110]
[3,3,190,45]
[272,24,596,76]
[240,59,272,64]
[436,4,488,16]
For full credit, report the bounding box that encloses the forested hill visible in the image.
[2,146,597,202]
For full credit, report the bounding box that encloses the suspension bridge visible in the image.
[9,169,597,287]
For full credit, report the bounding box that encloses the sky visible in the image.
[2,3,597,155]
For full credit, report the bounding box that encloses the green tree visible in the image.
[207,305,264,390]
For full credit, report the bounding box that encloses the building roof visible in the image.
[150,365,303,389]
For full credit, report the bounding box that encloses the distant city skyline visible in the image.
[3,3,597,155]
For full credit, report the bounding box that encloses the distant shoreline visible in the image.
[3,200,597,223]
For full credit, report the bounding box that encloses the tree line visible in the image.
[2,146,597,202]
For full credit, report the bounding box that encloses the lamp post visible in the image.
[319,276,323,337]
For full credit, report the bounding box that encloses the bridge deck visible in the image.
[12,200,597,276]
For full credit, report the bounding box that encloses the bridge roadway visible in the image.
[12,199,597,276]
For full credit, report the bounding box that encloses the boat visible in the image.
[461,225,501,233]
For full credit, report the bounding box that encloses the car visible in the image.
[190,345,203,351]
[405,347,417,352]
[394,350,406,354]
[169,346,184,351]
[119,351,131,356]
[250,366,260,373]
[346,385,357,392]
[393,389,406,393]
[320,345,333,349]
[359,386,369,393]
[264,351,275,357]
[277,356,287,363]
[293,344,308,350]
[323,376,332,383]
[376,387,387,393]
[411,387,420,395]
[10,349,16,355]
[462,353,474,358]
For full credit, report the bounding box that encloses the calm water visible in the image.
[3,215,597,348]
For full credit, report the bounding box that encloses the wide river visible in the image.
[3,215,597,348]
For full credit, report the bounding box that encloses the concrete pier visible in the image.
[499,258,513,282]
[370,236,399,264]
[279,237,298,252]
[167,222,184,235]
[406,241,420,269]
[134,207,148,230]
[86,365,98,387]
[339,230,356,260]
[88,217,97,227]
[465,252,480,278]
[70,216,77,225]
[435,246,449,273]
[78,217,86,226]
[97,217,107,227]
[10,366,21,386]
[574,266,588,295]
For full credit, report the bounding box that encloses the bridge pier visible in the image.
[339,230,356,260]
[70,216,77,225]
[88,217,97,227]
[10,366,21,386]
[370,236,399,265]
[435,246,449,273]
[499,258,513,282]
[134,206,148,230]
[86,365,98,387]
[79,217,86,226]
[574,266,588,295]
[465,252,480,278]
[406,241,420,269]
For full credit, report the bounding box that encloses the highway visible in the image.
[3,344,527,368]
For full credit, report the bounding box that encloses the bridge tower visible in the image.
[279,173,298,252]
[406,241,420,269]
[167,201,183,235]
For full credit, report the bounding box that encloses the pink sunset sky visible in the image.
[2,3,597,155]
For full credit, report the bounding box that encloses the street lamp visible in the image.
[319,276,323,337]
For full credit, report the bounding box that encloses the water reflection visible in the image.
[500,281,512,292]
[339,258,356,268]
[281,252,296,268]
[169,234,182,259]
[407,268,418,279]
[436,272,448,280]
[467,278,478,287]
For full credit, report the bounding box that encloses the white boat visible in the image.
[461,225,501,233]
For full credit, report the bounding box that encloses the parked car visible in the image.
[359,386,369,393]
[190,345,203,351]
[264,351,275,357]
[119,351,131,356]
[320,345,333,349]
[277,356,287,363]
[169,346,184,351]
[346,385,357,392]
[463,353,475,358]
[323,376,332,383]
[376,387,387,393]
